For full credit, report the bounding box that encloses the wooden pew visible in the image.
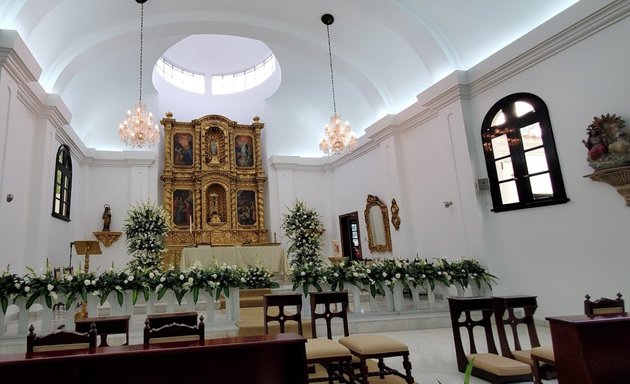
[0,333,307,384]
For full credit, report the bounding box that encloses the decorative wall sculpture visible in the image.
[160,113,269,266]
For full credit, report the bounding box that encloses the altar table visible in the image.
[0,333,307,384]
[181,245,288,275]
[547,313,630,383]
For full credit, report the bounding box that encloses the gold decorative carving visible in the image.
[391,198,401,230]
[585,165,630,206]
[160,114,269,264]
[93,231,122,247]
[364,195,392,253]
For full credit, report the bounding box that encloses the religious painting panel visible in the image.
[173,133,193,166]
[173,189,194,227]
[237,190,256,226]
[235,135,254,167]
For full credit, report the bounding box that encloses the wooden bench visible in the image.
[146,311,199,329]
[75,315,130,347]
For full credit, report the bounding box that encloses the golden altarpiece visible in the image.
[160,113,268,267]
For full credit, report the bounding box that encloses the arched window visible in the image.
[52,145,72,221]
[481,93,568,212]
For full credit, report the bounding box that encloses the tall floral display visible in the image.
[281,200,324,265]
[123,200,170,272]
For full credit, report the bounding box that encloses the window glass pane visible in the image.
[521,123,542,150]
[499,181,519,204]
[491,135,510,159]
[495,158,514,182]
[54,199,60,214]
[530,173,554,200]
[525,147,549,174]
[56,170,62,184]
[491,111,505,127]
[515,101,534,117]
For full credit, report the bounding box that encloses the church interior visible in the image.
[1,0,629,383]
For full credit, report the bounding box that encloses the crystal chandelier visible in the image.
[119,0,160,148]
[319,14,357,156]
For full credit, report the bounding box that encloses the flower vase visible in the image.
[145,293,156,315]
[15,296,29,334]
[164,289,176,313]
[301,291,311,317]
[108,291,125,316]
[64,295,79,329]
[348,285,363,314]
[0,309,4,335]
[37,296,53,333]
[124,290,134,316]
[392,281,405,312]
[182,291,195,312]
[225,287,240,321]
[410,285,424,310]
[87,294,99,317]
[384,286,395,312]
[200,290,216,322]
[454,283,465,297]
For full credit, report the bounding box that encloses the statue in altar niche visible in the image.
[102,204,111,231]
[209,193,221,223]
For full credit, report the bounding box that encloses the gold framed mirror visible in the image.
[364,195,392,252]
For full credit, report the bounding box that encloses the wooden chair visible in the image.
[447,297,531,384]
[321,291,412,384]
[143,314,205,345]
[584,292,625,315]
[263,292,304,335]
[27,322,97,353]
[263,293,353,383]
[492,296,555,384]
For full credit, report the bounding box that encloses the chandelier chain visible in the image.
[138,2,144,103]
[326,24,337,115]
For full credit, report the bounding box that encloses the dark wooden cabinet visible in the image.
[547,313,630,384]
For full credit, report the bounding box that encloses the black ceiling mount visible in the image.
[136,0,148,4]
[321,14,334,26]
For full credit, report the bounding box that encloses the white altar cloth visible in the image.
[180,245,288,276]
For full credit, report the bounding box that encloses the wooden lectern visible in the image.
[73,240,101,274]
[73,241,101,320]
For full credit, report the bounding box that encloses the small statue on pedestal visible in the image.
[102,204,111,231]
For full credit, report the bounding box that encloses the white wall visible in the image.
[268,2,630,319]
[463,2,630,318]
[2,1,629,321]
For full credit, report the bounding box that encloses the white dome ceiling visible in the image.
[0,0,579,157]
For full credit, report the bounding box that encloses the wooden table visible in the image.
[0,333,307,384]
[546,313,630,383]
[75,315,130,347]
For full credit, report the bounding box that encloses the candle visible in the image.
[189,215,192,234]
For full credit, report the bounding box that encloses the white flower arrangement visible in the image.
[281,200,324,266]
[123,200,170,272]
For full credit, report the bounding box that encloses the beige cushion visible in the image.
[148,335,199,344]
[338,334,408,355]
[33,343,90,352]
[531,346,555,362]
[306,338,352,360]
[467,353,531,376]
[592,307,623,315]
[511,349,532,365]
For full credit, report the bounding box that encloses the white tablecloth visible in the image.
[180,246,288,275]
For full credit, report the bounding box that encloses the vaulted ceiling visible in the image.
[0,0,578,157]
